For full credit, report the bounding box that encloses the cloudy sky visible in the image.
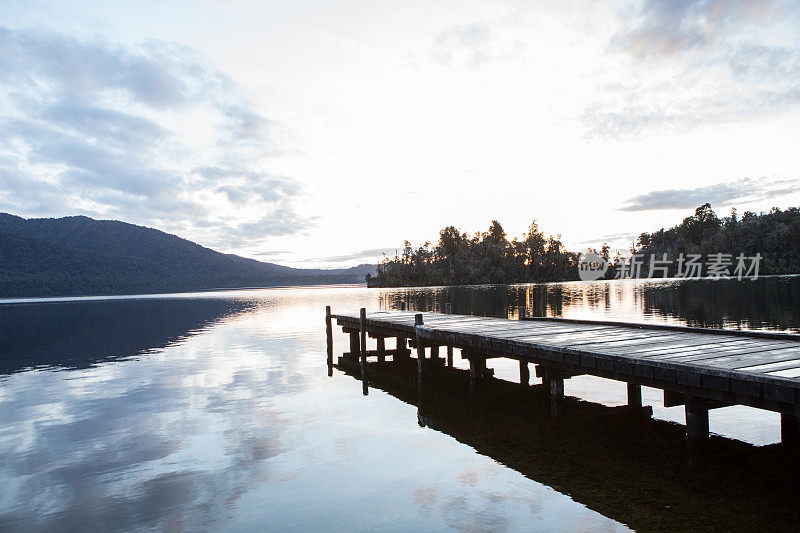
[1,0,799,267]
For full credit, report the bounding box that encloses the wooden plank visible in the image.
[636,340,791,360]
[524,316,800,341]
[616,336,758,355]
[736,359,800,373]
[647,342,795,363]
[685,348,800,370]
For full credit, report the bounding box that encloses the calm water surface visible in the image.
[2,277,800,531]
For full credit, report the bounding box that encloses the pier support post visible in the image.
[468,353,487,395]
[325,306,333,367]
[395,337,410,361]
[518,304,526,319]
[447,346,453,367]
[349,332,360,358]
[519,360,530,385]
[430,345,441,362]
[781,413,800,447]
[376,336,386,363]
[550,377,565,417]
[685,395,709,442]
[445,302,452,314]
[359,308,368,381]
[627,383,642,410]
[415,314,424,392]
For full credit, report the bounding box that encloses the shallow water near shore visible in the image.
[1,277,800,531]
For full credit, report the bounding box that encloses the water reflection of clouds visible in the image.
[0,304,316,530]
[0,288,634,531]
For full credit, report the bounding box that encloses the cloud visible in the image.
[309,247,398,263]
[619,177,800,211]
[432,22,492,66]
[584,1,800,139]
[0,26,314,250]
[430,17,526,68]
[575,232,638,246]
[612,0,782,58]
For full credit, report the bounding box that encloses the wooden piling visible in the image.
[430,344,440,361]
[349,331,359,358]
[447,346,453,367]
[685,395,709,442]
[395,336,409,361]
[377,336,386,363]
[520,360,530,385]
[627,383,643,410]
[550,377,565,417]
[468,352,486,395]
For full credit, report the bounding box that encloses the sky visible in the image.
[1,0,799,268]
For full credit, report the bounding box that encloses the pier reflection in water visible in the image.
[334,350,800,532]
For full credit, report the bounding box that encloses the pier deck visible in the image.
[328,308,800,443]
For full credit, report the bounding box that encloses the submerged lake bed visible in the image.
[2,277,800,531]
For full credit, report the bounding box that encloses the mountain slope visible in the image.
[0,213,375,297]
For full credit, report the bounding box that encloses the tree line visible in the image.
[634,203,800,276]
[368,204,800,287]
[368,220,577,287]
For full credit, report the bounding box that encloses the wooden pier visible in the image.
[327,306,800,444]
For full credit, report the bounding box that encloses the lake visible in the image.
[2,277,800,531]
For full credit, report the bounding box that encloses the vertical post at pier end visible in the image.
[325,306,333,368]
[519,361,530,385]
[359,308,368,385]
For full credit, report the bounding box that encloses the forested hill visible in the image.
[0,213,374,297]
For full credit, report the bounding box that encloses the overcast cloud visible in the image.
[620,177,800,211]
[0,26,313,250]
[583,0,800,139]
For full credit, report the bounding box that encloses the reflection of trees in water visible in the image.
[0,298,257,374]
[640,277,800,331]
[378,277,800,332]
